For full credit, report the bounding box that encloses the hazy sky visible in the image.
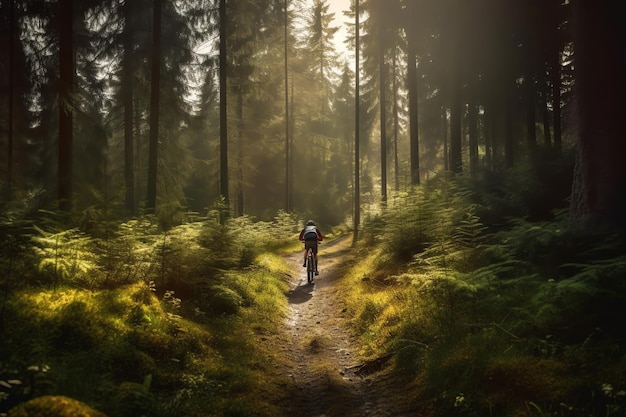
[326,0,352,60]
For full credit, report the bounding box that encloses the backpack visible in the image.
[303,226,318,241]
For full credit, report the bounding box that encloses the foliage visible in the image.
[0,208,297,416]
[31,227,97,292]
[0,205,37,333]
[342,166,626,416]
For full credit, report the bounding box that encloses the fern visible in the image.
[31,226,96,291]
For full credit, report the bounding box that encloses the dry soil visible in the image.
[262,236,422,417]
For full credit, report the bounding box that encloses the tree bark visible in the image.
[503,85,514,168]
[7,0,15,198]
[379,41,387,202]
[219,0,230,219]
[123,0,135,214]
[550,50,562,150]
[58,0,74,212]
[353,0,360,241]
[541,72,552,147]
[406,25,419,186]
[570,0,626,228]
[284,0,290,212]
[449,74,463,174]
[392,49,400,191]
[468,88,478,176]
[147,0,161,213]
[525,74,537,154]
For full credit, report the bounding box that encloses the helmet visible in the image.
[306,219,315,226]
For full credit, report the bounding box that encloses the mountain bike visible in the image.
[305,247,315,284]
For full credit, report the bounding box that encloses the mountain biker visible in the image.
[299,220,323,275]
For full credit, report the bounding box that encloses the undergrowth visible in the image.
[342,166,626,416]
[0,210,301,416]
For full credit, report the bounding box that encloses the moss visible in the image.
[8,395,106,417]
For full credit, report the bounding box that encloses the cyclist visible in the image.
[299,220,323,275]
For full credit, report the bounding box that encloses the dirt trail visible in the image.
[267,236,419,417]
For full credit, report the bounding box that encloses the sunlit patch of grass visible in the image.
[271,237,303,256]
[223,266,289,329]
[336,243,416,360]
[255,252,291,275]
[20,287,83,319]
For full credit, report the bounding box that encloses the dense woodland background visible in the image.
[1,0,626,416]
[0,0,625,226]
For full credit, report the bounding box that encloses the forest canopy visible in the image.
[4,0,615,228]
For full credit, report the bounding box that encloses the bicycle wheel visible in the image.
[306,250,315,283]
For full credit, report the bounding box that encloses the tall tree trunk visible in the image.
[236,88,244,217]
[449,75,463,174]
[284,0,290,212]
[123,0,135,214]
[58,0,74,212]
[219,0,230,219]
[7,0,15,198]
[147,0,161,213]
[392,49,400,192]
[541,72,552,147]
[525,74,537,154]
[550,50,562,150]
[134,98,143,204]
[406,26,419,186]
[379,42,387,202]
[468,88,478,177]
[353,0,360,241]
[290,83,294,211]
[442,108,449,171]
[570,0,626,228]
[504,85,514,168]
[484,103,493,170]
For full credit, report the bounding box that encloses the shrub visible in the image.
[208,285,244,316]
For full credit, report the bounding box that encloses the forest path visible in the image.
[266,235,418,417]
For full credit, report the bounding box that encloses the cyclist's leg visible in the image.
[313,241,319,275]
[304,241,314,267]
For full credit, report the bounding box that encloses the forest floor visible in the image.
[260,236,423,417]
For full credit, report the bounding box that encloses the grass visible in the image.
[0,250,295,417]
[333,186,626,417]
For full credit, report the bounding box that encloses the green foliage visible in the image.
[0,208,296,417]
[206,285,243,315]
[0,206,38,333]
[355,299,384,333]
[91,218,161,288]
[53,301,105,351]
[342,162,626,416]
[31,227,96,291]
